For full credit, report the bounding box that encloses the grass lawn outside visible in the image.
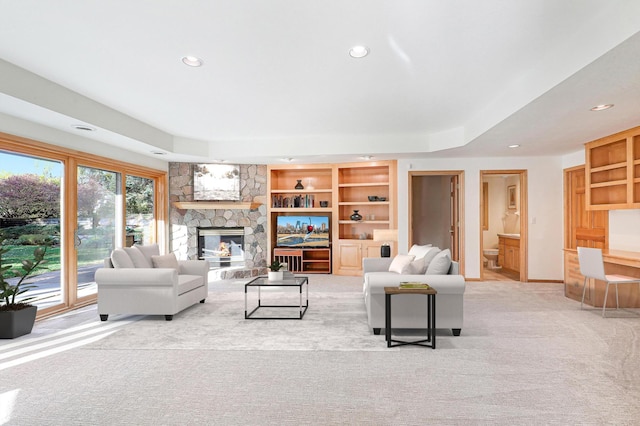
[1,245,110,278]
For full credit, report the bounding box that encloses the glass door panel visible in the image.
[125,175,155,246]
[76,166,119,299]
[0,151,64,309]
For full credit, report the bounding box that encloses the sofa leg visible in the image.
[200,299,206,303]
[165,315,173,321]
[373,328,381,335]
[452,328,461,336]
[99,314,108,321]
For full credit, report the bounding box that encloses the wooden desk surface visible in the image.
[564,248,640,269]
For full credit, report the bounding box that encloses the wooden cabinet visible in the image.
[498,236,520,273]
[334,240,388,275]
[273,248,331,274]
[585,125,640,210]
[267,161,397,276]
[564,165,608,302]
[563,250,590,303]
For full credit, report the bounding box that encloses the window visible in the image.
[0,134,167,318]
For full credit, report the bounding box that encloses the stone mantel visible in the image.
[173,201,263,210]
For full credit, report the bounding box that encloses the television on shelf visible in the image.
[276,215,330,248]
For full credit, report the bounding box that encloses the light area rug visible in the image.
[86,276,398,352]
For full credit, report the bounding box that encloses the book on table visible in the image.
[399,282,431,289]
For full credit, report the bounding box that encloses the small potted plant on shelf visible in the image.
[268,259,284,281]
[0,243,48,339]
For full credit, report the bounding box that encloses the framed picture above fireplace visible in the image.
[193,164,241,201]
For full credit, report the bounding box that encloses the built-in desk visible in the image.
[564,248,640,308]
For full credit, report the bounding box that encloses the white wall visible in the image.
[399,156,564,280]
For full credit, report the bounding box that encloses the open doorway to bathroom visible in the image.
[480,170,528,282]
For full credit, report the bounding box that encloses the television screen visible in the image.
[276,215,330,248]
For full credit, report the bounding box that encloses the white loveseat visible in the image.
[362,245,465,336]
[94,244,209,321]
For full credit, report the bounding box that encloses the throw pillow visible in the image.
[402,255,428,274]
[407,244,433,259]
[124,246,152,268]
[110,249,135,268]
[151,253,180,271]
[425,249,452,275]
[388,254,415,274]
[421,247,441,271]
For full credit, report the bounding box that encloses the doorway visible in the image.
[480,170,528,282]
[408,171,464,274]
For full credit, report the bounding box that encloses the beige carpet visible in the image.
[1,275,640,425]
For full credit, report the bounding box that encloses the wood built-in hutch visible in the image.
[564,125,640,308]
[267,161,397,275]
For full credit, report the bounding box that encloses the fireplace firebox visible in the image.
[197,227,245,269]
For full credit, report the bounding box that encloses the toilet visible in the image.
[483,248,499,269]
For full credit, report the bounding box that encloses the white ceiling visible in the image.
[1,1,639,164]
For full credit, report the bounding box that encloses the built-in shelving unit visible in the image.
[585,126,640,210]
[267,161,397,276]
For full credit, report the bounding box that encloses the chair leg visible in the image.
[615,284,620,310]
[581,277,588,309]
[602,283,610,318]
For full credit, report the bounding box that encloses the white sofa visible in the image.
[94,244,209,321]
[362,246,465,336]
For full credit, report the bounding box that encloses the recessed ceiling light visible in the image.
[281,158,294,162]
[590,104,614,111]
[151,151,166,155]
[349,45,369,58]
[72,124,96,132]
[181,56,203,67]
[360,155,373,160]
[508,144,520,149]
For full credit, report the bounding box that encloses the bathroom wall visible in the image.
[483,176,506,249]
[503,175,520,234]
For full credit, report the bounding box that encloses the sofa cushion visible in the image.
[407,244,433,259]
[134,244,160,267]
[110,249,134,268]
[177,274,204,295]
[151,253,180,271]
[388,254,415,274]
[124,246,152,268]
[426,249,452,275]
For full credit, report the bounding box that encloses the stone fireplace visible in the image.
[169,163,268,279]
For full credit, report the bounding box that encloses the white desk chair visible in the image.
[578,247,640,317]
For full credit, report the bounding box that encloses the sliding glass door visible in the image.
[0,151,64,309]
[76,166,119,300]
